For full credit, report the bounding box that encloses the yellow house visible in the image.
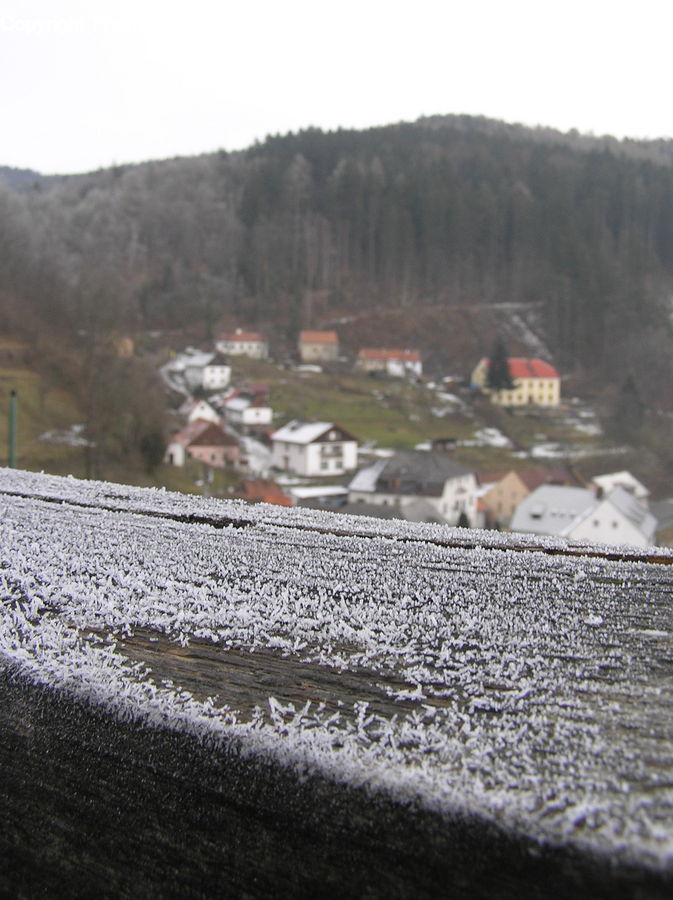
[471,357,560,406]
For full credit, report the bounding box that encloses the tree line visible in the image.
[1,114,673,471]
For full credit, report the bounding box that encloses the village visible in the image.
[160,327,669,549]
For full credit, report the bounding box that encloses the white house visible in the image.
[348,450,478,527]
[179,398,221,425]
[591,471,650,506]
[271,420,358,477]
[221,391,273,429]
[216,329,268,359]
[510,484,657,548]
[202,352,231,391]
[355,348,423,378]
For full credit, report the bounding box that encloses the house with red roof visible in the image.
[216,328,268,359]
[298,330,339,363]
[232,479,292,507]
[355,348,422,378]
[471,357,561,407]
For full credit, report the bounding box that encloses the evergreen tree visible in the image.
[487,337,513,391]
[611,373,645,439]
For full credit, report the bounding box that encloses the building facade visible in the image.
[271,420,358,476]
[471,357,560,406]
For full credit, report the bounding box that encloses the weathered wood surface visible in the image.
[2,468,673,897]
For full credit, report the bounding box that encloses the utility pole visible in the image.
[8,389,17,468]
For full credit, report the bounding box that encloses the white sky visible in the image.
[2,0,671,175]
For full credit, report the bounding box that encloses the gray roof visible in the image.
[604,486,657,542]
[510,485,596,536]
[350,450,473,499]
[651,499,673,531]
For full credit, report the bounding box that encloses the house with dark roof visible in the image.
[165,420,240,469]
[348,450,478,527]
[471,357,560,406]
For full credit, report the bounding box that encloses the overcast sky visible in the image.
[2,0,670,175]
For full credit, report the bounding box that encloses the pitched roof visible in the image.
[516,467,577,490]
[205,351,230,367]
[168,419,213,447]
[510,485,596,536]
[272,420,354,445]
[508,358,559,379]
[601,487,657,541]
[480,358,559,379]
[219,330,266,343]
[233,479,291,506]
[358,348,421,362]
[349,451,472,498]
[592,471,650,501]
[188,423,239,448]
[299,330,338,344]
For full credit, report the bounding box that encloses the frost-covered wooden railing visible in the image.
[2,468,673,898]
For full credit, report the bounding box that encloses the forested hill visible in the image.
[2,115,673,402]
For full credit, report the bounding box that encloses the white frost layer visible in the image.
[1,468,673,869]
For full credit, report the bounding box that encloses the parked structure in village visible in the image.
[355,348,423,378]
[471,357,561,407]
[271,420,358,476]
[349,450,478,527]
[298,330,339,363]
[216,328,269,359]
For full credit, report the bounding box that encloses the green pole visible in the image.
[8,389,17,468]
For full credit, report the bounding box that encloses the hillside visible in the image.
[1,116,672,395]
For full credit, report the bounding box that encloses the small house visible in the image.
[165,420,240,468]
[471,357,560,407]
[478,468,577,527]
[298,330,339,363]
[220,389,273,430]
[348,450,478,527]
[216,329,268,359]
[271,420,357,476]
[355,348,422,378]
[510,484,656,548]
[179,398,221,426]
[202,352,231,391]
